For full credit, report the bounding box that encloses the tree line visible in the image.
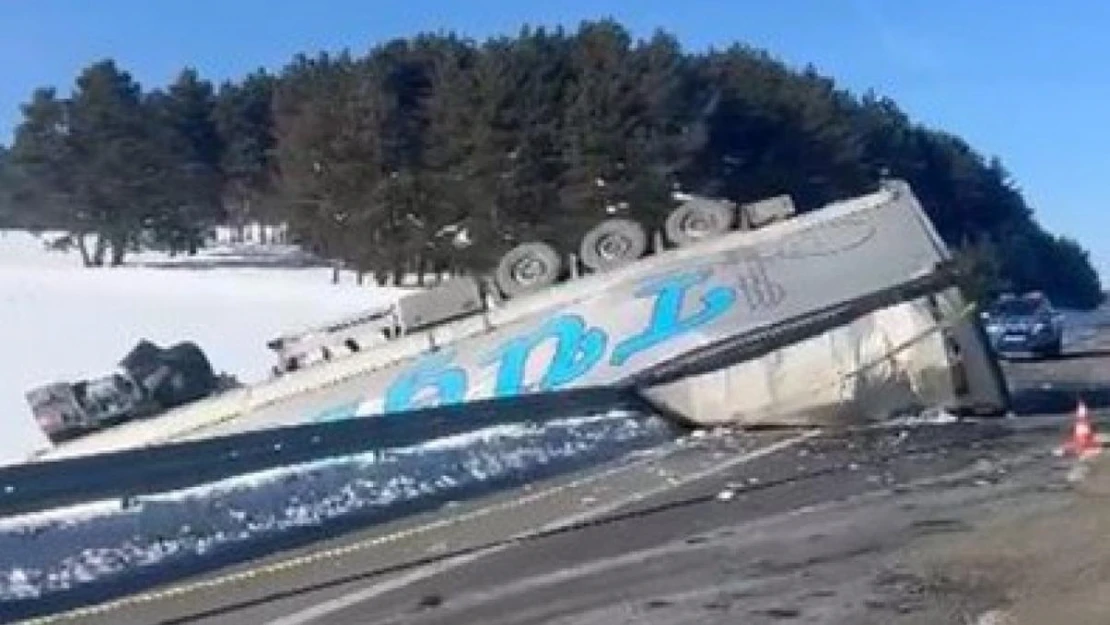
[0,19,1102,308]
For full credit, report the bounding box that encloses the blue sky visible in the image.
[1,0,1107,280]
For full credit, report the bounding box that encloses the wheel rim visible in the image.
[495,241,563,298]
[680,212,719,238]
[511,255,547,285]
[596,232,633,261]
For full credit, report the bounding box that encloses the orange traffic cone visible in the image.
[1064,401,1101,458]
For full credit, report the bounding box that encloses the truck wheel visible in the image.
[119,339,165,378]
[579,218,648,272]
[165,342,216,378]
[155,342,218,405]
[494,241,564,299]
[664,197,736,248]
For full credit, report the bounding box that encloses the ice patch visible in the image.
[887,407,961,427]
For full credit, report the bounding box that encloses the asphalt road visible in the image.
[10,316,1108,625]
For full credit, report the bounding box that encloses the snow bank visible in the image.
[0,230,410,463]
[0,410,669,603]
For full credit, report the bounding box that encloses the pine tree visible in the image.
[494,27,573,249]
[558,20,634,238]
[214,70,277,232]
[0,146,14,225]
[66,60,171,265]
[419,35,487,275]
[8,88,79,236]
[147,68,225,254]
[273,51,392,277]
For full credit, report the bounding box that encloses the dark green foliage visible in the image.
[0,20,1101,307]
[5,88,77,232]
[0,145,17,225]
[146,68,226,254]
[214,69,277,226]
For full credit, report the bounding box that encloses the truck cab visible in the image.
[26,370,150,443]
[25,340,225,444]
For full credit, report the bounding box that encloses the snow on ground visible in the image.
[0,410,670,603]
[0,230,411,464]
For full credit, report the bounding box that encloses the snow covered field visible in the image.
[0,230,410,464]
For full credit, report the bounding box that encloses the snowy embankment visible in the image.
[0,229,409,464]
[0,410,670,604]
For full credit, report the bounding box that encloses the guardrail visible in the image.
[0,386,649,518]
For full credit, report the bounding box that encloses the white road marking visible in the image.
[270,430,820,625]
[265,548,507,625]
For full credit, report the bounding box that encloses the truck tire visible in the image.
[664,197,736,248]
[164,341,215,372]
[579,218,648,273]
[494,241,564,299]
[150,342,218,406]
[119,339,165,380]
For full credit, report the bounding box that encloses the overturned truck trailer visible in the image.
[31,179,1008,463]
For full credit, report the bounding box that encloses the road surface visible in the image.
[10,313,1110,625]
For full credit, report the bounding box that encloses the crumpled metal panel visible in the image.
[638,297,960,426]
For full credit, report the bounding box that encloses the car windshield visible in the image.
[990,299,1042,317]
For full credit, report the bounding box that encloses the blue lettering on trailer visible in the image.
[379,268,740,414]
